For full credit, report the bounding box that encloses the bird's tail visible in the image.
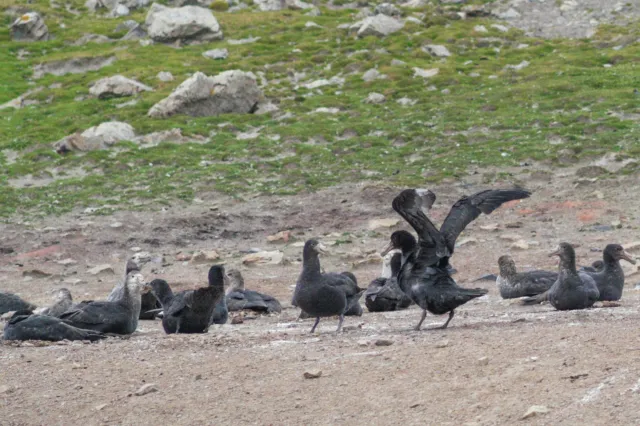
[520,291,548,306]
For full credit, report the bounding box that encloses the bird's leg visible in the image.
[414,309,427,331]
[336,314,345,333]
[310,317,320,333]
[176,317,181,334]
[437,310,455,330]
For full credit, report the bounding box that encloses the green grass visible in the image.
[0,0,639,219]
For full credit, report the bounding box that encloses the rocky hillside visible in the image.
[0,0,638,218]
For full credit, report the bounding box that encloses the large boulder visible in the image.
[350,15,404,38]
[89,75,153,98]
[148,71,264,118]
[10,12,49,42]
[145,3,223,44]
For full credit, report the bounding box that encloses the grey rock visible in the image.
[474,25,488,33]
[362,68,385,82]
[364,92,385,104]
[374,2,401,17]
[85,0,149,11]
[504,60,530,71]
[397,97,416,106]
[156,71,174,82]
[145,3,223,44]
[134,384,158,396]
[148,70,264,118]
[121,23,147,40]
[111,4,130,16]
[89,75,153,98]
[115,19,139,32]
[254,102,279,115]
[227,36,260,45]
[422,44,451,57]
[33,56,116,79]
[390,58,406,66]
[203,48,228,60]
[71,33,113,45]
[10,12,49,42]
[350,15,404,38]
[87,264,115,275]
[491,24,508,33]
[254,0,312,11]
[413,67,439,78]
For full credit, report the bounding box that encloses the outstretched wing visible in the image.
[392,189,448,262]
[440,189,531,254]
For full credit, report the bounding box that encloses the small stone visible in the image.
[22,269,52,278]
[303,370,322,379]
[95,403,108,411]
[391,58,406,66]
[374,339,393,347]
[435,340,449,348]
[267,231,291,243]
[134,384,158,396]
[231,315,244,324]
[504,61,530,71]
[242,250,284,266]
[110,222,123,229]
[510,240,529,250]
[0,385,15,394]
[365,92,386,104]
[499,233,522,242]
[456,237,477,247]
[478,356,489,366]
[362,68,383,82]
[480,224,498,231]
[87,264,114,275]
[190,250,220,264]
[409,402,421,408]
[474,25,487,33]
[57,258,77,266]
[422,44,451,57]
[397,97,417,106]
[357,340,369,347]
[491,24,509,32]
[202,48,228,60]
[368,218,399,230]
[305,21,322,28]
[522,405,549,420]
[157,71,174,82]
[194,374,203,381]
[413,67,439,78]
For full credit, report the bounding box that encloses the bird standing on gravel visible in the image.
[293,239,365,333]
[384,187,531,330]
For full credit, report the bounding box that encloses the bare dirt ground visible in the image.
[2,162,640,425]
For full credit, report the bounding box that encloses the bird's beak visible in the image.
[548,248,561,258]
[621,250,637,265]
[316,243,328,255]
[380,241,395,257]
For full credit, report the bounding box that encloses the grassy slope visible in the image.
[0,0,639,218]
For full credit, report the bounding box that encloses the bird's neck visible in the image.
[302,253,322,279]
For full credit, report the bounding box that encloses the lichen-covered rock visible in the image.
[145,3,223,44]
[147,71,264,118]
[54,122,135,154]
[10,12,49,42]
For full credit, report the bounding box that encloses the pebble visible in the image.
[303,370,322,379]
[95,403,108,411]
[368,218,399,230]
[374,339,394,347]
[190,250,220,264]
[435,340,449,348]
[87,264,114,275]
[522,405,549,419]
[0,385,15,394]
[134,383,158,396]
[478,356,489,366]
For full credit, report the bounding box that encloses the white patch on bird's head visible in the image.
[125,271,146,293]
[380,249,401,278]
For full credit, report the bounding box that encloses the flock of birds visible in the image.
[1,187,636,341]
